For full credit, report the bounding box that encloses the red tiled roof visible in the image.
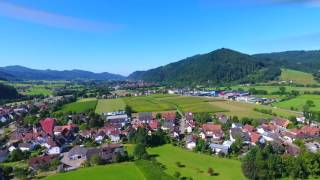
[273,118,290,128]
[202,124,222,132]
[243,124,254,132]
[148,120,160,130]
[250,132,261,143]
[161,112,176,121]
[301,126,320,136]
[40,118,55,135]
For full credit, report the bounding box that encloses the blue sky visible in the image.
[0,0,320,75]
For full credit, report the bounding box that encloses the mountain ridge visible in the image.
[0,65,126,81]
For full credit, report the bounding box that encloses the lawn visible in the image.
[211,100,300,119]
[280,69,318,85]
[56,98,97,113]
[43,163,146,180]
[95,99,125,114]
[274,94,320,112]
[148,144,245,180]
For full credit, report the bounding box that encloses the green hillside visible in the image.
[280,69,317,85]
[129,48,280,86]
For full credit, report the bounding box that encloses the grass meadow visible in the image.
[95,98,126,114]
[148,144,245,180]
[275,94,320,112]
[280,69,318,85]
[57,98,97,113]
[43,163,146,180]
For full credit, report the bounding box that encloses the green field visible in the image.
[280,69,318,85]
[123,95,226,113]
[230,85,320,94]
[123,96,175,112]
[148,144,245,180]
[23,86,53,96]
[43,163,146,180]
[95,99,125,114]
[211,100,300,119]
[159,96,226,113]
[275,94,320,112]
[57,98,97,113]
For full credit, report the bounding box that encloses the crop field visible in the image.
[274,95,320,112]
[159,96,226,113]
[122,95,226,113]
[57,98,97,113]
[123,96,175,112]
[148,144,245,180]
[43,163,146,180]
[280,69,318,85]
[95,99,126,114]
[211,100,300,119]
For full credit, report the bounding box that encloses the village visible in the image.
[0,88,319,179]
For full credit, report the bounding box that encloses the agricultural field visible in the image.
[280,69,318,85]
[211,100,300,119]
[122,95,226,113]
[43,163,146,180]
[148,144,245,180]
[274,94,320,112]
[22,86,53,96]
[56,98,97,113]
[95,99,125,114]
[123,96,175,112]
[159,96,226,113]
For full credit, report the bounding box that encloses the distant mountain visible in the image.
[0,70,16,81]
[254,50,320,81]
[0,65,126,81]
[128,48,281,86]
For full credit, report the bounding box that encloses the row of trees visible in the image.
[242,144,320,180]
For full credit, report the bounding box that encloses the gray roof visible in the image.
[67,146,88,158]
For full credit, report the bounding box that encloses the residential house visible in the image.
[201,123,224,143]
[272,118,290,129]
[185,135,197,150]
[40,118,56,135]
[18,143,33,151]
[230,128,250,144]
[60,146,90,170]
[106,114,128,128]
[243,124,254,133]
[148,119,160,131]
[138,112,153,123]
[161,112,176,121]
[250,132,262,145]
[53,124,77,136]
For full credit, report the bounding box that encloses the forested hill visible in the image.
[128,48,281,86]
[254,50,320,81]
[0,83,19,100]
[0,66,126,81]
